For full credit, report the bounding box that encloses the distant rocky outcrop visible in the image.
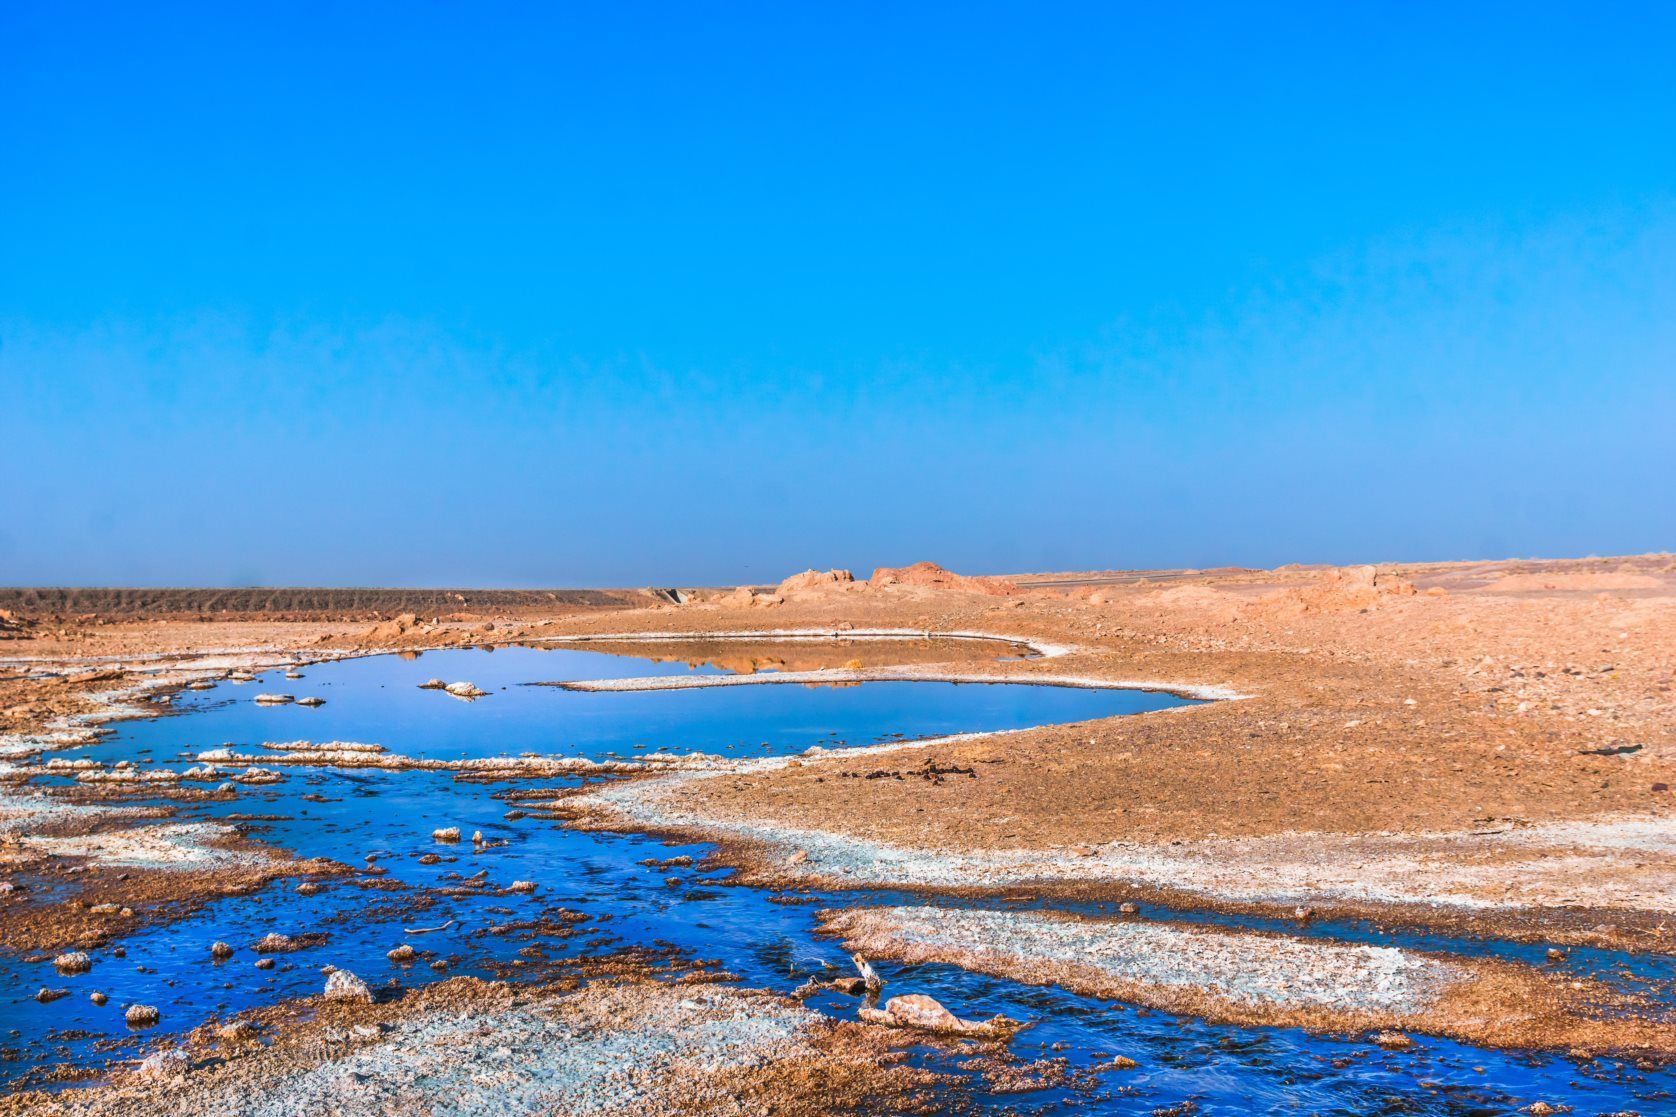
[868,562,1020,596]
[363,613,421,643]
[776,568,856,596]
[1252,565,1416,615]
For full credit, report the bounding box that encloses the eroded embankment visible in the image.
[0,975,951,1117]
[822,905,1676,1056]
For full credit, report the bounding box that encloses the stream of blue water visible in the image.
[3,642,1671,1115]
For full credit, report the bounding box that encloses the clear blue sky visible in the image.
[3,3,1672,586]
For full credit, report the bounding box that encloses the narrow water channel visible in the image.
[4,642,1671,1115]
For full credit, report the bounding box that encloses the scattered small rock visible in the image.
[858,993,1018,1037]
[418,679,446,690]
[443,681,488,699]
[36,987,68,1004]
[125,1004,161,1027]
[254,933,296,953]
[53,951,92,974]
[433,827,461,843]
[387,944,417,963]
[211,941,234,960]
[297,697,326,707]
[1372,1030,1412,1049]
[506,880,537,894]
[216,1021,259,1044]
[90,991,108,1006]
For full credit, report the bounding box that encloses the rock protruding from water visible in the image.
[125,1004,161,1027]
[323,969,374,1004]
[418,678,446,690]
[859,993,1018,1037]
[443,681,488,699]
[53,951,91,974]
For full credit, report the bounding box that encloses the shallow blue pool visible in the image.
[3,641,1671,1115]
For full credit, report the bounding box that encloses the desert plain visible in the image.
[1,554,1672,1114]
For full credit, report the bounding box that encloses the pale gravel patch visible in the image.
[0,786,163,837]
[0,786,275,872]
[80,984,842,1117]
[19,821,276,871]
[574,773,1676,914]
[844,905,1457,1014]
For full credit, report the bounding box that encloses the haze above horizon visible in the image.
[4,4,1673,587]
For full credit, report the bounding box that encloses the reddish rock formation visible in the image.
[867,562,1019,596]
[776,569,856,596]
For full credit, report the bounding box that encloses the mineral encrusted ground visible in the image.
[1,555,1673,1107]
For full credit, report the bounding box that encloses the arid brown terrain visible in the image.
[2,553,1673,1110]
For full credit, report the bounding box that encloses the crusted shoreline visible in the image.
[0,973,954,1117]
[1,555,1672,1088]
[820,905,1676,1056]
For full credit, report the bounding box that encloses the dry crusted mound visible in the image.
[362,613,421,642]
[868,562,1020,596]
[776,569,857,596]
[1248,565,1416,615]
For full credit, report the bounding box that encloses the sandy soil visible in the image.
[548,557,1675,948]
[0,972,952,1116]
[823,905,1676,1056]
[2,555,1673,1073]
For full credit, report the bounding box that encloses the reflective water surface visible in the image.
[3,643,1671,1114]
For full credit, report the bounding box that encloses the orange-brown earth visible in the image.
[3,554,1673,1070]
